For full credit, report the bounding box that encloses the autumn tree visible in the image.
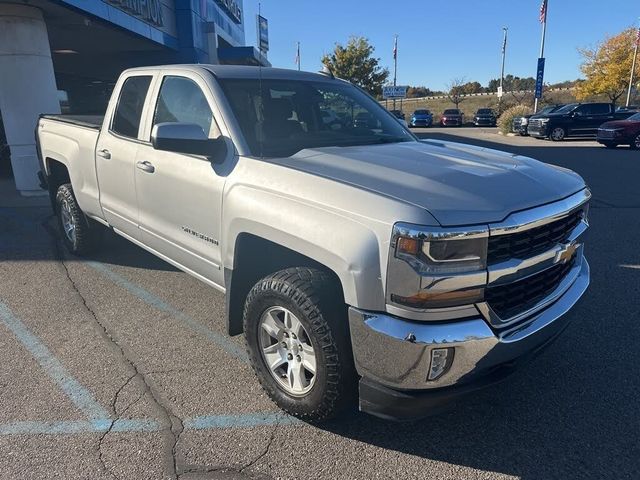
[446,78,467,108]
[321,37,389,97]
[576,27,638,106]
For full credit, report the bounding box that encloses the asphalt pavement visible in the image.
[0,128,638,479]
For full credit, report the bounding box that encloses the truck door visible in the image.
[95,73,156,239]
[134,72,229,287]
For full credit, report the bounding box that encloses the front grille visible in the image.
[488,209,583,264]
[597,129,615,139]
[512,118,523,128]
[528,118,543,130]
[485,256,576,319]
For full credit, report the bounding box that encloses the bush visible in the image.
[497,104,533,134]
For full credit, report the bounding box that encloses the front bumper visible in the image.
[474,118,496,126]
[349,258,589,420]
[528,125,548,137]
[410,119,432,127]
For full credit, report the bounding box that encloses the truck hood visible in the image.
[269,140,585,226]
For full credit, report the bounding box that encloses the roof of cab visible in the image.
[122,64,340,82]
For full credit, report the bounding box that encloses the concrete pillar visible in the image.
[0,4,60,196]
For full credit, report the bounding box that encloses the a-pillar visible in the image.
[0,4,60,196]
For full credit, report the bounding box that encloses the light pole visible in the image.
[626,22,639,107]
[393,34,398,110]
[499,27,508,109]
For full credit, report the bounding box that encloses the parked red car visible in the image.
[596,112,640,149]
[440,109,464,127]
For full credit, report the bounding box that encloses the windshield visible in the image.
[414,109,430,115]
[444,109,460,114]
[554,103,579,114]
[477,109,492,114]
[217,78,414,157]
[628,113,640,121]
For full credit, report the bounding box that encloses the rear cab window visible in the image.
[110,75,153,138]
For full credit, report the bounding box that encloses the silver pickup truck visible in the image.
[36,65,590,421]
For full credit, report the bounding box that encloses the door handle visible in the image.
[97,149,111,159]
[136,161,155,173]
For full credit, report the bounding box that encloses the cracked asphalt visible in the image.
[0,129,639,480]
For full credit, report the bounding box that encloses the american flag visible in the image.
[393,36,397,60]
[539,0,548,23]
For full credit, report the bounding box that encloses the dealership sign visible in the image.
[382,85,407,99]
[215,0,242,23]
[256,15,268,53]
[108,0,164,26]
[535,57,545,99]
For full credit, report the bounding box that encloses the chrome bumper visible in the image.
[349,258,589,391]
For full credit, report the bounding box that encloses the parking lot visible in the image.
[0,128,639,480]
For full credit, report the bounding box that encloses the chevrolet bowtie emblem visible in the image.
[555,242,579,264]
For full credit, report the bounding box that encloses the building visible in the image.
[0,0,267,195]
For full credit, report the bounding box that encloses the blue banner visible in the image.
[535,58,545,99]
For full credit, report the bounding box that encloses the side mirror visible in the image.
[151,122,226,162]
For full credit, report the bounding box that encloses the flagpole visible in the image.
[534,0,548,113]
[296,41,301,71]
[393,34,398,110]
[626,23,639,107]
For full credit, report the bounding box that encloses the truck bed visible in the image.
[40,114,104,130]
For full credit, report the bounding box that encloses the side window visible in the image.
[590,104,610,115]
[111,76,152,138]
[153,76,217,137]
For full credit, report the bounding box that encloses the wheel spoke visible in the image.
[261,310,286,339]
[263,343,286,371]
[287,361,307,391]
[288,313,305,339]
[302,352,316,375]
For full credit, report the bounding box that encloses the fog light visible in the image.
[428,348,454,381]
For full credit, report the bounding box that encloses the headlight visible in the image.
[388,224,488,311]
[540,118,550,124]
[396,235,487,273]
[521,118,529,125]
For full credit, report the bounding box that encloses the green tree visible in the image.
[461,81,484,94]
[577,27,638,106]
[321,37,389,96]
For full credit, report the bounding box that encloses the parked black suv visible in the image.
[527,102,634,141]
[512,104,564,136]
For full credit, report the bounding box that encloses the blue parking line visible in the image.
[0,413,298,435]
[184,412,300,430]
[85,261,249,363]
[0,302,110,421]
[0,419,160,435]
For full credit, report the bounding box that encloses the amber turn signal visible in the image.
[397,236,420,255]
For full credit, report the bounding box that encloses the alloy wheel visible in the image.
[60,198,77,246]
[551,127,565,141]
[258,306,317,396]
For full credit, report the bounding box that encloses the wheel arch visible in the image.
[224,218,385,336]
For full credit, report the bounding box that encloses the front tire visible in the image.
[244,267,356,422]
[55,183,101,255]
[550,127,566,141]
[631,133,640,150]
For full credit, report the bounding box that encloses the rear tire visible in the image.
[244,267,356,422]
[55,183,102,255]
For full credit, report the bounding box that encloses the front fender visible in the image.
[223,185,387,311]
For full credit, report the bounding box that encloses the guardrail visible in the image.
[384,87,574,102]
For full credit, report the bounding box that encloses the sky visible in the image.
[242,0,639,91]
